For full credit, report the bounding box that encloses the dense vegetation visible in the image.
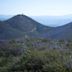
[0,38,72,72]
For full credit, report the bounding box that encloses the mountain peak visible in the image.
[4,14,50,34]
[14,14,26,17]
[12,14,28,20]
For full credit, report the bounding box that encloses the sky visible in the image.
[0,0,72,16]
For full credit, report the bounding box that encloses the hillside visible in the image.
[43,22,72,40]
[5,15,52,33]
[0,14,72,40]
[0,21,25,40]
[0,38,72,72]
[0,14,52,40]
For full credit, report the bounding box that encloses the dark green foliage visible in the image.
[0,38,72,72]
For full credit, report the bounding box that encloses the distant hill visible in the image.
[5,15,52,33]
[0,14,72,40]
[43,22,72,40]
[0,14,52,40]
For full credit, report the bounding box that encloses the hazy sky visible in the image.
[0,0,72,16]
